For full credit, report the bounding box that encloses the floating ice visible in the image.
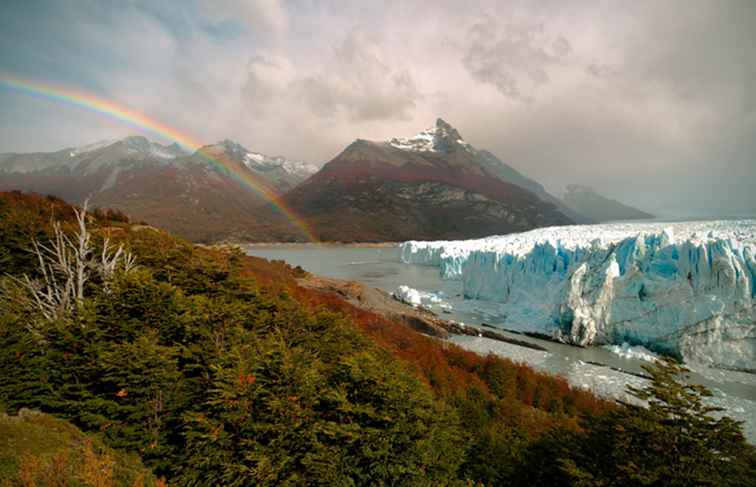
[393,285,448,309]
[604,342,659,363]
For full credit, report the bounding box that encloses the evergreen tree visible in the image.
[560,358,756,486]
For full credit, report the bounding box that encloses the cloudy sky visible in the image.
[1,0,754,217]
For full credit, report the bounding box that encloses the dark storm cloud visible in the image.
[0,0,754,217]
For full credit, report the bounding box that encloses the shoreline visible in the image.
[244,242,400,248]
[296,272,548,352]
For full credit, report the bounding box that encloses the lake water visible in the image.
[246,244,756,441]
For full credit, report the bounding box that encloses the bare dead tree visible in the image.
[5,200,137,325]
[98,237,137,293]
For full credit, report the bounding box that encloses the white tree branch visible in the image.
[5,199,137,325]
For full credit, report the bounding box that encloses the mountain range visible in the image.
[0,119,651,242]
[0,136,316,241]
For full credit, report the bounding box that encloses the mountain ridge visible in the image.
[0,136,317,241]
[1,122,594,242]
[562,184,653,222]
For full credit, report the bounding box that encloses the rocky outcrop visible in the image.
[297,274,548,351]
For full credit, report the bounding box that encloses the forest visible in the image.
[0,191,753,486]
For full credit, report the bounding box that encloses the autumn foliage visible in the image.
[1,192,752,486]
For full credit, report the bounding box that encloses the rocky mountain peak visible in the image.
[434,118,462,141]
[200,139,317,180]
[164,142,188,157]
[213,139,250,160]
[120,135,151,150]
[387,118,472,153]
[64,136,185,161]
[112,136,189,160]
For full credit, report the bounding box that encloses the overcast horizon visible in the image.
[1,0,755,217]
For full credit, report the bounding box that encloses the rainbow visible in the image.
[0,72,317,241]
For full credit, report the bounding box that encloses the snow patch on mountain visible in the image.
[1,136,188,175]
[388,118,473,153]
[148,143,187,160]
[215,140,317,178]
[69,136,185,161]
[400,220,756,369]
[69,139,119,157]
[243,151,318,178]
[389,128,438,152]
[99,165,122,192]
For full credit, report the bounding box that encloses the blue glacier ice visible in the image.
[401,221,756,370]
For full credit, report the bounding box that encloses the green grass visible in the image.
[0,409,159,486]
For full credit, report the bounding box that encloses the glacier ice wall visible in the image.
[401,221,756,370]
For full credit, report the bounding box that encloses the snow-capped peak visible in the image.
[69,136,187,160]
[243,151,318,177]
[243,151,312,174]
[69,139,119,157]
[216,139,249,158]
[213,139,317,178]
[388,118,473,153]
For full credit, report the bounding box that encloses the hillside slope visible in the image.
[1,192,751,485]
[0,408,161,486]
[0,191,619,485]
[475,150,592,224]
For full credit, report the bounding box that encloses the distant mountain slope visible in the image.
[0,125,583,243]
[562,185,653,222]
[0,136,187,175]
[0,136,317,241]
[200,139,317,194]
[280,119,573,241]
[475,150,592,224]
[383,120,586,225]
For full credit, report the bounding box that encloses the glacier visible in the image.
[400,221,756,370]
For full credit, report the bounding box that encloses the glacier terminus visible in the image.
[400,220,756,370]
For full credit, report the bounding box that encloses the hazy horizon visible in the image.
[1,0,755,218]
